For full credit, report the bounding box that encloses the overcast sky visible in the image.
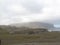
[0,0,60,26]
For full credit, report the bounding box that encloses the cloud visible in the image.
[0,0,60,25]
[21,0,44,13]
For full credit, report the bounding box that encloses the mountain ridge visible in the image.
[10,22,54,29]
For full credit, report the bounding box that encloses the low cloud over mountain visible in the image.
[10,22,54,29]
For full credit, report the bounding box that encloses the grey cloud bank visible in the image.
[0,0,60,26]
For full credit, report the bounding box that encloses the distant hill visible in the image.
[10,22,54,29]
[0,22,55,34]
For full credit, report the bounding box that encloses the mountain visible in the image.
[0,22,55,34]
[10,22,54,29]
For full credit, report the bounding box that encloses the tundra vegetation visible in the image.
[0,26,60,45]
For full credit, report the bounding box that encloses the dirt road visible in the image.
[10,42,60,45]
